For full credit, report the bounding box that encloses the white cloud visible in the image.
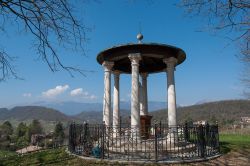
[70,88,84,96]
[23,93,32,97]
[70,88,97,100]
[42,85,69,98]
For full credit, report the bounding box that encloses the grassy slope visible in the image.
[0,148,123,166]
[0,150,16,158]
[0,148,89,166]
[187,134,250,166]
[220,134,250,153]
[0,134,249,166]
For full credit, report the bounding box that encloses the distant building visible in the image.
[193,120,208,125]
[16,145,42,154]
[31,134,45,145]
[241,117,250,124]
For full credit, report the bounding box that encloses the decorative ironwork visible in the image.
[68,122,220,162]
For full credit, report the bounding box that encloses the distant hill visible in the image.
[73,109,130,123]
[11,101,167,115]
[72,111,102,123]
[150,100,250,126]
[0,106,72,122]
[30,101,103,115]
[1,100,249,127]
[0,108,8,117]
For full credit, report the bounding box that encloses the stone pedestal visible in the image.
[141,73,148,115]
[140,115,152,139]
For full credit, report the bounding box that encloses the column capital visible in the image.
[141,72,148,79]
[128,53,141,66]
[163,57,177,69]
[113,70,120,76]
[102,61,114,71]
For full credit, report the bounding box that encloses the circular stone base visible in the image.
[67,149,221,164]
[79,136,220,162]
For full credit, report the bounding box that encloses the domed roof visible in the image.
[97,43,186,74]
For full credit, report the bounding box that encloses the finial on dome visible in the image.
[137,33,143,44]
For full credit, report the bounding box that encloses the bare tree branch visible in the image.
[179,0,250,97]
[0,50,19,81]
[0,0,89,80]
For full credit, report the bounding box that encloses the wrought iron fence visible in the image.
[68,122,220,162]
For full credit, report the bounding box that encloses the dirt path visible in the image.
[187,149,250,166]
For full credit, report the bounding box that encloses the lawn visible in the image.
[0,134,249,166]
[0,148,107,166]
[220,134,250,153]
[0,150,16,158]
[193,133,250,166]
[0,148,122,166]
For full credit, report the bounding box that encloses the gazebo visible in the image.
[68,34,220,162]
[97,34,186,138]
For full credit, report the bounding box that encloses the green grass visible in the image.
[0,133,249,165]
[0,148,74,166]
[0,150,16,158]
[0,148,115,166]
[219,134,250,154]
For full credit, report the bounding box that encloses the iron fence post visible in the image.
[197,124,205,158]
[160,120,162,137]
[68,123,72,152]
[119,115,122,134]
[184,122,189,142]
[216,122,220,153]
[101,121,105,159]
[154,123,158,162]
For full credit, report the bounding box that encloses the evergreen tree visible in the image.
[0,121,14,150]
[25,120,44,142]
[16,122,27,138]
[29,119,43,135]
[1,121,13,136]
[54,122,65,145]
[15,122,29,148]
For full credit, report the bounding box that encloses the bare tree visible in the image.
[0,0,88,80]
[179,0,250,95]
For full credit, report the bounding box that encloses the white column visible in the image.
[139,81,143,115]
[102,61,114,126]
[113,71,120,133]
[141,73,148,115]
[163,57,177,127]
[128,53,141,137]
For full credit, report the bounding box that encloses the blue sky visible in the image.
[0,0,245,108]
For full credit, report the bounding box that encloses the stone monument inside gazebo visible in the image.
[97,34,186,139]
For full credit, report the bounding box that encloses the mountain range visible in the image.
[0,106,71,122]
[19,101,168,115]
[151,100,250,125]
[1,100,249,127]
